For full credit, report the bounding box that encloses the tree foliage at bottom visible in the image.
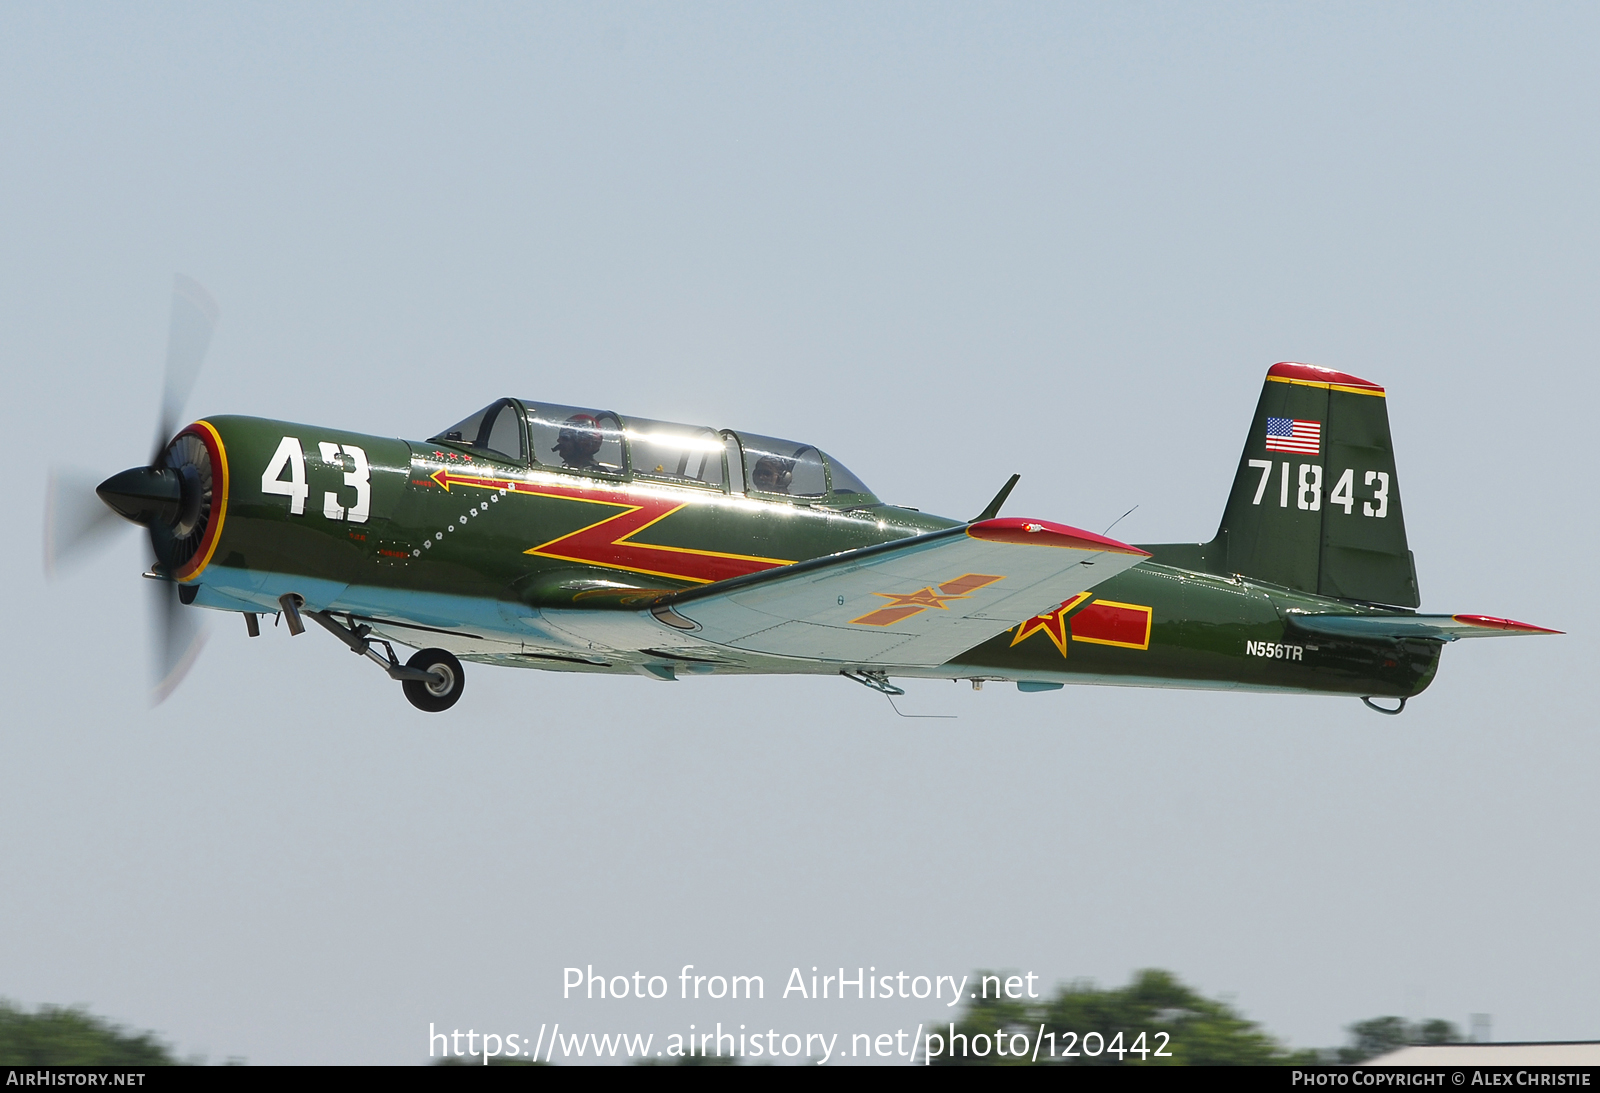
[1336,1017,1462,1064]
[930,968,1317,1066]
[0,1000,178,1066]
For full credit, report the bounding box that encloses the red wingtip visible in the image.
[968,517,1151,557]
[1451,614,1564,635]
[1268,361,1385,393]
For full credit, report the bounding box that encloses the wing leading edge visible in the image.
[655,517,1150,667]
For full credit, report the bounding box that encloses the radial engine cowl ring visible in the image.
[145,431,215,572]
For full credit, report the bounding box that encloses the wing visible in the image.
[1287,612,1561,642]
[653,517,1150,667]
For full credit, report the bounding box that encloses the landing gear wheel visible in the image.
[402,648,465,712]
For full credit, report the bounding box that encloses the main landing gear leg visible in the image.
[303,608,467,712]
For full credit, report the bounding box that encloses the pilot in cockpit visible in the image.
[750,455,794,494]
[554,414,605,471]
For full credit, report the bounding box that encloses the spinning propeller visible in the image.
[44,276,220,704]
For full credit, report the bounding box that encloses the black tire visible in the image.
[402,648,465,712]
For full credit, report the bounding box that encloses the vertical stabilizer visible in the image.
[1208,362,1419,607]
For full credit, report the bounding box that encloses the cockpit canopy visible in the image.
[430,400,877,506]
[434,399,526,464]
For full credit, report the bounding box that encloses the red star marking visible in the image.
[872,586,961,611]
[850,574,1006,626]
[1010,592,1093,657]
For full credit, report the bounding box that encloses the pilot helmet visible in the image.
[556,414,604,457]
[751,455,794,491]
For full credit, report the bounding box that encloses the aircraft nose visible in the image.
[97,466,182,526]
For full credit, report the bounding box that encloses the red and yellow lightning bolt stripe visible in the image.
[429,469,793,584]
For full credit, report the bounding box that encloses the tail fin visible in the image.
[1150,362,1419,606]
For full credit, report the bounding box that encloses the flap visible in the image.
[658,517,1150,667]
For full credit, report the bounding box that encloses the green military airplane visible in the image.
[49,279,1558,712]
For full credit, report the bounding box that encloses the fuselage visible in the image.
[174,414,1438,700]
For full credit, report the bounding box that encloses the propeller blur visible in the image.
[44,275,218,705]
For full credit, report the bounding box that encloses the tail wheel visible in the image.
[402,648,465,712]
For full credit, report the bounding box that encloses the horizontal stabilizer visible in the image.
[1287,613,1561,643]
[660,517,1150,667]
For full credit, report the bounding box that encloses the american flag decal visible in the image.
[1264,417,1321,455]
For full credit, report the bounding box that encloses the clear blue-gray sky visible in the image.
[3,2,1595,1064]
